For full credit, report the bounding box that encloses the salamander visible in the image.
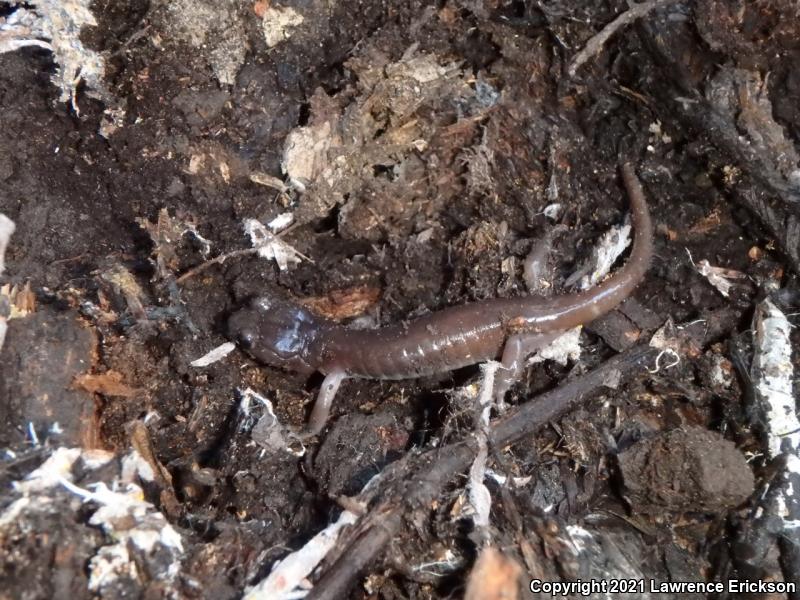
[228,163,653,435]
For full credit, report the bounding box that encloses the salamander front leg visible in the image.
[494,331,565,402]
[305,369,347,436]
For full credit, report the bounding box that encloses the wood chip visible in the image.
[299,286,381,320]
[73,370,140,398]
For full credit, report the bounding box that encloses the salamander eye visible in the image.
[237,330,255,350]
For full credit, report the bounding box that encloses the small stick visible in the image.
[175,221,309,284]
[175,248,258,284]
[568,0,680,77]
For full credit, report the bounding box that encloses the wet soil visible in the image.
[1,0,799,598]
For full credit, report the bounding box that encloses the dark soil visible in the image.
[1,0,799,598]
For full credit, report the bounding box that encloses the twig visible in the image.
[568,0,681,77]
[176,221,311,284]
[175,248,258,284]
[306,344,656,600]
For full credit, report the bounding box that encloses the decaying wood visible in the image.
[636,7,800,271]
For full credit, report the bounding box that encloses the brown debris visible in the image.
[98,264,147,320]
[585,311,643,352]
[130,421,181,517]
[464,546,522,600]
[73,370,140,398]
[748,245,764,261]
[137,209,210,282]
[252,0,268,17]
[687,209,722,236]
[298,286,382,321]
[586,298,661,352]
[0,282,36,317]
[280,50,481,235]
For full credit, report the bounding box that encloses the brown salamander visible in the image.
[228,163,653,435]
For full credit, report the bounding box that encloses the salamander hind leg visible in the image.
[494,331,567,402]
[305,369,347,436]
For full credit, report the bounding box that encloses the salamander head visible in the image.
[228,297,323,374]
